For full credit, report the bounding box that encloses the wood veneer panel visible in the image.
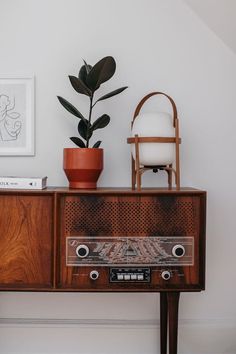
[0,195,53,289]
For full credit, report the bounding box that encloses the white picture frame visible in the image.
[0,76,34,156]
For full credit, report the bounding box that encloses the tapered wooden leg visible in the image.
[160,292,168,354]
[175,119,180,190]
[167,292,180,354]
[168,164,173,189]
[134,134,141,190]
[137,171,141,190]
[131,157,136,189]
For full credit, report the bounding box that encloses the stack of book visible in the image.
[0,176,47,190]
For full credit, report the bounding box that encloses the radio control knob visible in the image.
[172,245,185,258]
[76,244,89,258]
[90,270,99,280]
[161,271,171,281]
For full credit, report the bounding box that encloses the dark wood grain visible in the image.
[0,194,54,288]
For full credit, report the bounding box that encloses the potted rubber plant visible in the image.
[57,56,127,189]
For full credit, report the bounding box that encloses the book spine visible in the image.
[0,178,46,190]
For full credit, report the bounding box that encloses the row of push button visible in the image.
[117,273,144,281]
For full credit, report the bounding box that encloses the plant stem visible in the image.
[86,94,93,148]
[92,101,97,108]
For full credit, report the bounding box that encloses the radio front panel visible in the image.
[58,192,205,291]
[66,236,194,267]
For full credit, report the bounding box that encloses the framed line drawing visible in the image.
[0,76,34,156]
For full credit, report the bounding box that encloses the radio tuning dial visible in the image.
[161,271,171,281]
[90,270,99,280]
[172,244,185,258]
[76,244,89,258]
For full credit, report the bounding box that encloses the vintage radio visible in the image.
[57,188,206,292]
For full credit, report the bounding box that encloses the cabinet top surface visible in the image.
[0,187,206,195]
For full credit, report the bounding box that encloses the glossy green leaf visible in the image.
[57,96,86,122]
[93,141,102,148]
[83,59,92,74]
[95,86,128,104]
[69,75,92,96]
[70,136,86,148]
[91,114,110,131]
[86,56,116,91]
[78,120,92,140]
[79,64,92,85]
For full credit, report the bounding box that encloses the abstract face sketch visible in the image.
[0,94,22,141]
[0,77,34,156]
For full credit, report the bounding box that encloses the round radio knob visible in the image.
[76,244,89,258]
[90,270,99,280]
[161,271,171,281]
[172,244,185,258]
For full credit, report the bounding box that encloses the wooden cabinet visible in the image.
[0,192,54,289]
[0,188,206,354]
[0,188,206,292]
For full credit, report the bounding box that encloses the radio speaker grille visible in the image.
[63,196,199,236]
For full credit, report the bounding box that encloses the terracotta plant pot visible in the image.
[63,148,103,189]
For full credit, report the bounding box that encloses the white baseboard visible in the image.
[0,318,235,354]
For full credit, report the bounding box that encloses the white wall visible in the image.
[184,0,236,53]
[0,0,236,353]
